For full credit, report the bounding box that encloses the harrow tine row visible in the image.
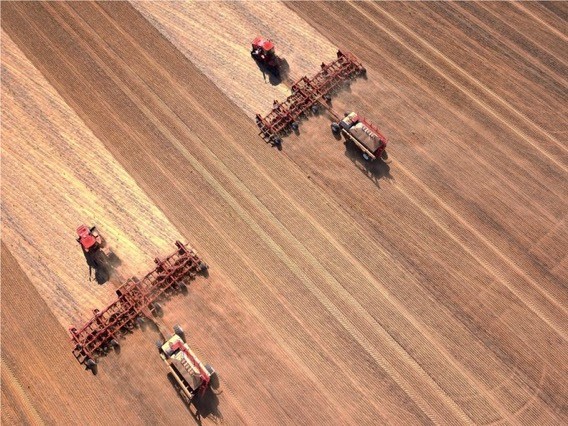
[256,50,365,143]
[69,241,207,366]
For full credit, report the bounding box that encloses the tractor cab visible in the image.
[77,225,98,252]
[251,36,277,67]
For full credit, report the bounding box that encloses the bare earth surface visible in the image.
[1,1,567,425]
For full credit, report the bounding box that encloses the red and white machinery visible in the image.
[158,325,220,402]
[331,112,388,161]
[76,225,119,284]
[251,36,279,71]
[255,50,366,145]
[69,241,208,372]
[255,50,390,162]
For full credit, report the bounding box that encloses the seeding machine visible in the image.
[255,50,389,161]
[69,241,208,371]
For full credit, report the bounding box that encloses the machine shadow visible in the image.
[254,57,290,86]
[343,140,393,189]
[169,377,223,426]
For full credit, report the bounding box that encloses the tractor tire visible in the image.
[156,339,164,349]
[362,152,371,162]
[331,123,340,134]
[85,358,98,374]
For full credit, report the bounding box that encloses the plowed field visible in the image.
[2,2,566,425]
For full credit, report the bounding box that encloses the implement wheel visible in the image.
[150,302,163,317]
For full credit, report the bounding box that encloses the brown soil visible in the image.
[2,1,566,424]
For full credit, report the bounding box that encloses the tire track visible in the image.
[514,2,568,44]
[0,359,45,426]
[360,2,568,167]
[461,2,568,88]
[285,0,567,337]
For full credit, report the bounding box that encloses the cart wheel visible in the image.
[85,358,97,374]
[206,364,220,390]
[173,324,185,341]
[136,316,147,330]
[311,105,319,115]
[291,122,299,131]
[151,302,163,317]
[273,138,282,146]
[331,123,340,134]
[178,281,188,295]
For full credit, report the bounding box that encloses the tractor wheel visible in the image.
[331,123,340,134]
[156,339,164,349]
[362,152,371,162]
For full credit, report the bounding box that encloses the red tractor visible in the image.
[76,225,119,284]
[251,36,277,67]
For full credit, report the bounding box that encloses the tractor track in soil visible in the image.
[2,1,567,424]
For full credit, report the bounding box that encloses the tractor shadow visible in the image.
[343,140,393,189]
[168,374,223,425]
[254,58,290,86]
